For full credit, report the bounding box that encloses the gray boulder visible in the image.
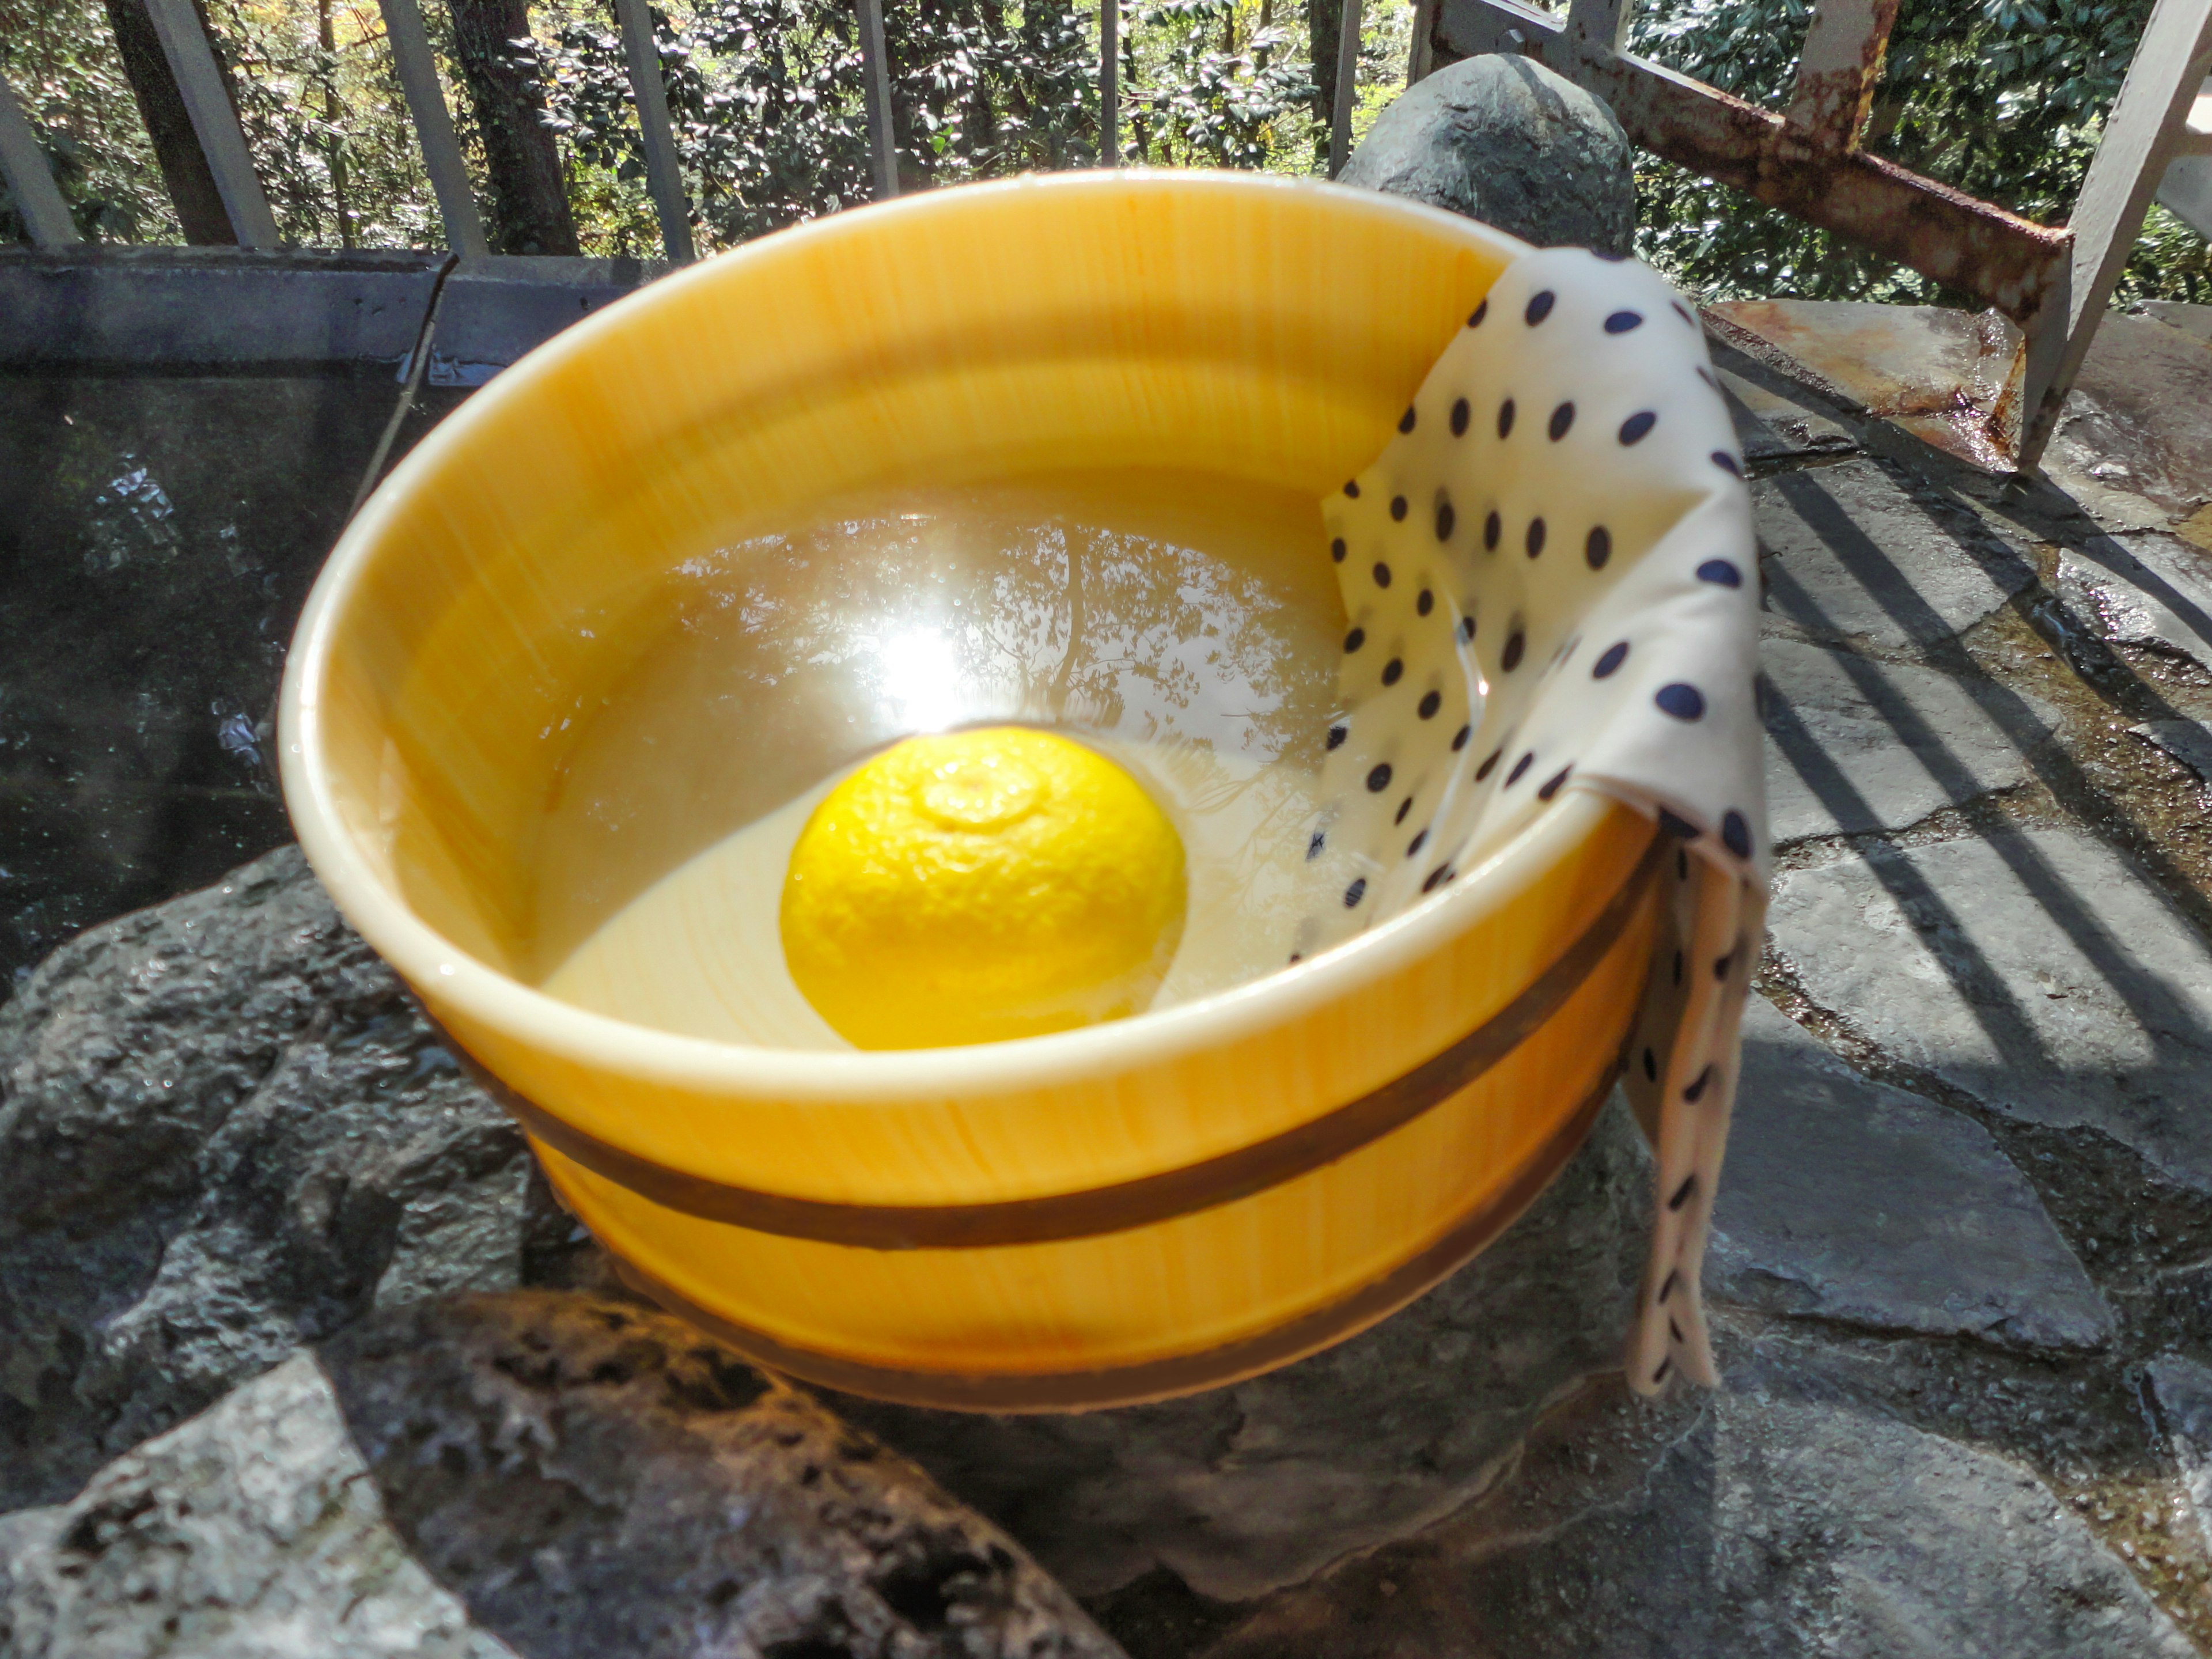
[0,846,599,1510]
[0,1291,1125,1659]
[1340,55,1635,254]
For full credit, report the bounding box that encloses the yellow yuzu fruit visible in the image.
[779,726,1187,1049]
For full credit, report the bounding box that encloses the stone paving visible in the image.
[1023,308,2212,1656]
[8,297,2212,1654]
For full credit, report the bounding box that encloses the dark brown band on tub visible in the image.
[604,1062,1621,1412]
[431,826,1662,1249]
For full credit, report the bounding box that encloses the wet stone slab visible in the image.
[1760,635,2056,842]
[2149,1355,2212,1558]
[1710,998,2110,1351]
[1188,1378,2195,1659]
[2132,721,2212,782]
[1767,827,2212,1199]
[2056,532,2212,676]
[1709,340,1858,465]
[1757,457,2037,651]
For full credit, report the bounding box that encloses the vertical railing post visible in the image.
[139,0,281,247]
[1100,0,1119,164]
[1328,0,1363,177]
[0,72,81,247]
[1406,0,1438,86]
[374,0,489,257]
[857,0,897,199]
[1563,0,1634,59]
[612,0,696,260]
[1782,0,1900,150]
[2159,74,2212,236]
[2014,0,2212,468]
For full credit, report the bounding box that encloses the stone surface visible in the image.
[1757,458,2036,650]
[0,846,590,1511]
[1711,340,1858,465]
[1768,828,2212,1198]
[0,373,402,990]
[2149,1354,2212,1556]
[835,1095,1654,1604]
[2057,532,2212,675]
[1709,998,2110,1350]
[1195,1382,2197,1659]
[0,1291,1124,1659]
[1340,55,1634,255]
[1707,300,2212,537]
[1761,636,2055,842]
[2044,312,2212,531]
[2132,721,2212,781]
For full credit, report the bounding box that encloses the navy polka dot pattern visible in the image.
[1308,246,1766,1402]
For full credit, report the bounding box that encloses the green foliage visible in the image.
[540,0,1099,250]
[1120,0,1315,169]
[9,0,2199,304]
[0,0,177,242]
[1631,0,2211,304]
[206,0,442,247]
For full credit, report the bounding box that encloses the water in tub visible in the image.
[529,468,1378,1048]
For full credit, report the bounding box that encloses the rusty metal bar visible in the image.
[0,71,81,247]
[140,0,281,247]
[374,0,488,257]
[1330,0,1365,177]
[1439,0,2069,325]
[1783,0,1898,150]
[2013,0,2212,467]
[612,0,696,260]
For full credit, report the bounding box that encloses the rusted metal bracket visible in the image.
[1435,0,2212,474]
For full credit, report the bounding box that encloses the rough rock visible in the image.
[0,846,591,1510]
[2131,720,2212,781]
[0,1291,1123,1659]
[1760,636,2056,843]
[2148,1354,2212,1556]
[1758,458,2036,650]
[1195,1383,2196,1659]
[1709,998,2110,1350]
[1767,828,2212,1198]
[2056,533,2212,675]
[834,1094,1654,1603]
[1339,55,1634,255]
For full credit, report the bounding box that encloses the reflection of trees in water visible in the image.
[669,493,1336,768]
[535,486,1341,969]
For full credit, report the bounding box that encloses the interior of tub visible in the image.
[296,175,1680,1056]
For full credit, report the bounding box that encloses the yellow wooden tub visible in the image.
[279,172,1661,1410]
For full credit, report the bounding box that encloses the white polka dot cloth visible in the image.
[1306,247,1768,1395]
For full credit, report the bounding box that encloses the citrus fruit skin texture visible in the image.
[781,727,1188,1050]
